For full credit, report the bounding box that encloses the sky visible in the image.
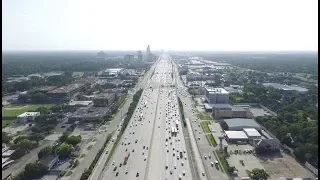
[2,0,318,51]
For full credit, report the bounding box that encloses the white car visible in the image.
[112,161,115,165]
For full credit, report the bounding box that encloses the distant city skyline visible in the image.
[3,0,318,51]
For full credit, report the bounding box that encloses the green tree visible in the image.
[249,168,270,180]
[2,132,11,144]
[66,135,82,146]
[56,144,73,158]
[59,131,71,143]
[38,146,53,159]
[24,163,48,179]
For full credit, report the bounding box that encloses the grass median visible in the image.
[206,134,217,147]
[214,150,228,173]
[200,121,211,133]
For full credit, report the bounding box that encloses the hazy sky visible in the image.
[3,0,318,51]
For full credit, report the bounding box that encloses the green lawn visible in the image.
[72,72,84,77]
[200,121,211,133]
[213,150,226,173]
[2,120,16,128]
[2,104,53,117]
[207,134,217,147]
[87,145,93,150]
[198,111,212,120]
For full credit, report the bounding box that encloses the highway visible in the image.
[98,54,194,180]
[88,57,158,180]
[172,58,229,180]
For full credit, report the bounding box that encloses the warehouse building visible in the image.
[224,118,262,131]
[243,128,261,140]
[224,131,248,142]
[17,112,40,123]
[262,83,308,95]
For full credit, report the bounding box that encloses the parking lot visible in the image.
[257,151,317,179]
[226,143,264,178]
[250,107,272,117]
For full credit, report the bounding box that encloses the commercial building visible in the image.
[69,100,93,106]
[224,131,248,142]
[47,84,86,99]
[186,74,215,81]
[262,83,308,95]
[204,87,230,104]
[137,51,143,61]
[34,86,57,93]
[17,112,40,123]
[68,107,110,122]
[124,54,134,61]
[224,118,262,131]
[96,79,123,88]
[93,93,116,107]
[243,128,261,140]
[38,155,59,171]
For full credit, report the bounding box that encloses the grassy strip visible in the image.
[214,150,236,175]
[105,132,122,165]
[105,90,143,165]
[87,145,93,150]
[207,134,217,147]
[177,97,187,127]
[212,150,224,173]
[214,150,228,173]
[2,119,16,128]
[79,132,114,180]
[200,121,211,133]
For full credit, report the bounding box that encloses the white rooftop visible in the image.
[243,128,261,137]
[17,112,40,117]
[224,131,248,139]
[205,87,229,94]
[69,101,92,106]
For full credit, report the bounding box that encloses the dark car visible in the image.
[136,172,139,177]
[113,166,117,171]
[116,172,119,176]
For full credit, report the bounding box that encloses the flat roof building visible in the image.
[68,107,110,122]
[224,131,248,142]
[243,128,261,139]
[93,93,116,107]
[69,100,92,106]
[47,83,85,99]
[38,155,59,171]
[205,87,230,104]
[262,83,308,94]
[17,112,40,123]
[224,118,261,131]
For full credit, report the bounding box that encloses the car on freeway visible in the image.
[125,169,128,174]
[113,166,117,171]
[116,172,119,176]
[112,161,115,165]
[136,172,139,177]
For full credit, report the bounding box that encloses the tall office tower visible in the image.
[137,51,143,61]
[146,45,152,61]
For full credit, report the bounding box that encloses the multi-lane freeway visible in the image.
[97,55,195,180]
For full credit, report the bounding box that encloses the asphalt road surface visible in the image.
[99,55,194,180]
[173,61,229,180]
